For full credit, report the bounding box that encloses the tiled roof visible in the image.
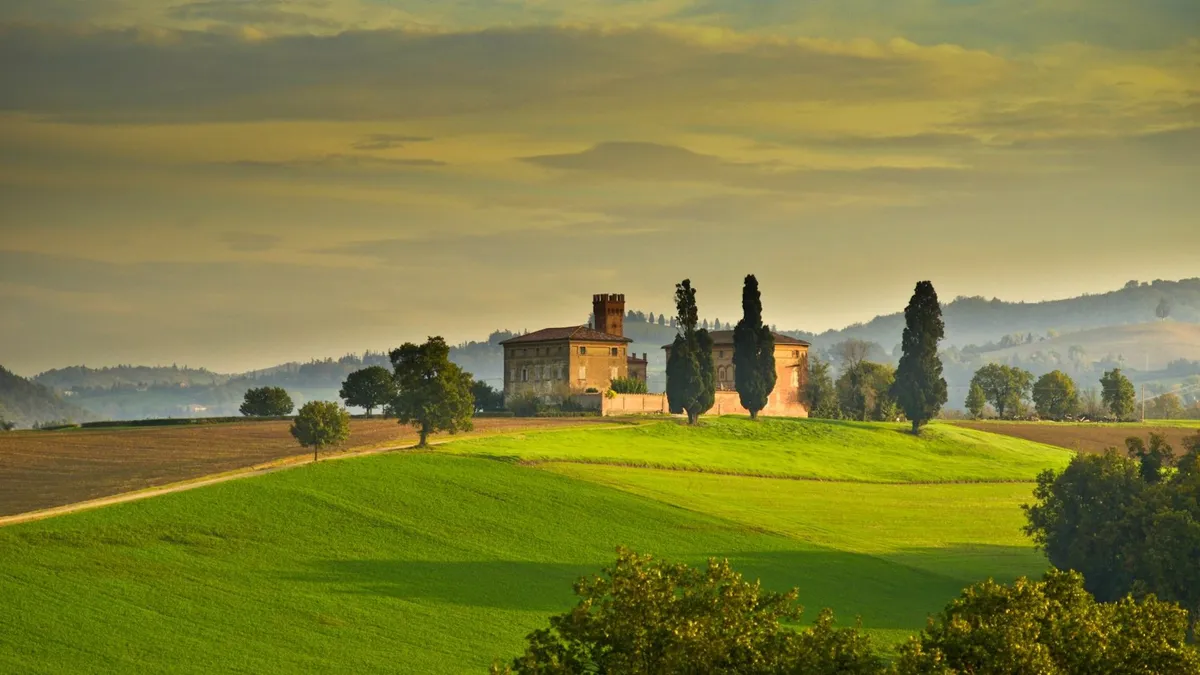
[661,330,811,349]
[500,325,632,345]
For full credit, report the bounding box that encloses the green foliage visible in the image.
[338,366,397,416]
[494,548,882,675]
[970,364,1034,419]
[0,365,90,428]
[239,386,294,417]
[837,361,897,422]
[891,281,948,434]
[471,380,506,412]
[1149,392,1186,420]
[805,357,842,419]
[507,391,544,417]
[1101,368,1137,420]
[733,274,777,420]
[608,376,648,394]
[965,382,987,419]
[1024,433,1200,638]
[390,336,475,446]
[290,401,351,456]
[665,279,716,424]
[1033,370,1079,420]
[894,569,1200,674]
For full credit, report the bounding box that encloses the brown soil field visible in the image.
[0,417,628,517]
[955,422,1200,455]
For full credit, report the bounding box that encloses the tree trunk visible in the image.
[419,426,429,447]
[314,446,318,463]
[366,406,374,418]
[749,409,759,421]
[911,418,921,435]
[687,410,698,425]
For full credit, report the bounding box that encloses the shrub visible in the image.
[609,376,648,394]
[507,392,544,418]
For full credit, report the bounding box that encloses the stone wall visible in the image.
[601,390,808,418]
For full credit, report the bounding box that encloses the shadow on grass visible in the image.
[293,544,1042,631]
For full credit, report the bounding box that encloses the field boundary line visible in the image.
[0,419,652,528]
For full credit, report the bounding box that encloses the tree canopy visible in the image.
[965,381,987,419]
[891,280,948,434]
[1032,370,1079,420]
[290,400,350,461]
[338,366,398,416]
[1100,368,1137,420]
[494,548,881,675]
[969,364,1033,419]
[805,357,842,419]
[389,336,475,447]
[837,361,896,422]
[733,274,776,420]
[666,279,716,425]
[239,386,294,417]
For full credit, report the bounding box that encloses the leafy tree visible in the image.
[836,362,897,422]
[1126,433,1176,484]
[733,274,777,420]
[666,279,716,425]
[338,366,397,416]
[970,364,1033,419]
[493,548,882,675]
[389,336,475,447]
[966,382,987,419]
[1033,370,1079,420]
[239,386,294,417]
[893,570,1200,675]
[609,376,648,394]
[831,339,877,371]
[290,400,350,462]
[471,380,505,412]
[805,357,841,419]
[1149,392,1186,420]
[1157,297,1172,320]
[891,281,948,434]
[1101,368,1137,420]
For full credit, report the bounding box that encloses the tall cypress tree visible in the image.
[733,274,776,420]
[666,279,715,425]
[891,280,948,434]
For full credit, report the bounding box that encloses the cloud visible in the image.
[351,133,433,150]
[166,1,339,29]
[220,154,447,171]
[218,231,282,252]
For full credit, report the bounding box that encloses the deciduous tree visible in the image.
[290,400,350,462]
[390,336,475,447]
[1032,370,1079,420]
[471,380,505,412]
[966,382,987,419]
[493,548,882,675]
[339,365,397,416]
[666,280,715,425]
[239,386,294,417]
[970,364,1033,419]
[837,362,896,422]
[891,281,948,434]
[733,274,776,420]
[1101,368,1137,420]
[805,357,841,419]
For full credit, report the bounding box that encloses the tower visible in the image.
[592,293,625,337]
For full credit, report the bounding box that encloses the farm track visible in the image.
[0,417,635,521]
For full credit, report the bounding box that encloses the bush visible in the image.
[507,392,544,418]
[609,376,648,394]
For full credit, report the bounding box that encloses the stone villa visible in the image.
[501,294,647,402]
[663,331,811,416]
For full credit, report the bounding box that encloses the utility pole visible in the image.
[1142,383,1146,423]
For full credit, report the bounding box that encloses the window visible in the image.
[510,368,516,383]
[534,365,542,381]
[791,369,800,387]
[578,366,587,380]
[793,350,800,357]
[610,347,619,356]
[579,346,587,355]
[610,367,618,379]
[521,367,528,382]
[718,351,725,358]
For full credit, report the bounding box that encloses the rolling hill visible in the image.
[0,366,91,428]
[0,418,1070,672]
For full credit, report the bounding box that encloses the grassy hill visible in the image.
[0,366,92,428]
[0,418,1070,672]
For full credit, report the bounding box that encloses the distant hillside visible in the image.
[785,278,1200,351]
[981,322,1200,372]
[0,366,92,428]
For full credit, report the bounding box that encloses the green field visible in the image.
[0,417,1073,673]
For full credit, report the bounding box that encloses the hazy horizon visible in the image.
[3,0,1198,376]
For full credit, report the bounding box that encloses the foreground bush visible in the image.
[894,570,1200,675]
[493,547,881,675]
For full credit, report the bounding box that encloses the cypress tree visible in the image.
[666,280,716,425]
[891,280,948,434]
[733,274,776,420]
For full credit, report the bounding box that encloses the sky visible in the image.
[1,0,1198,375]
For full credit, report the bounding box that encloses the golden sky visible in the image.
[1,0,1198,374]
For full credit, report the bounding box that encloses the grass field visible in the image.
[955,420,1200,455]
[444,417,1073,482]
[0,417,628,516]
[0,417,1072,672]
